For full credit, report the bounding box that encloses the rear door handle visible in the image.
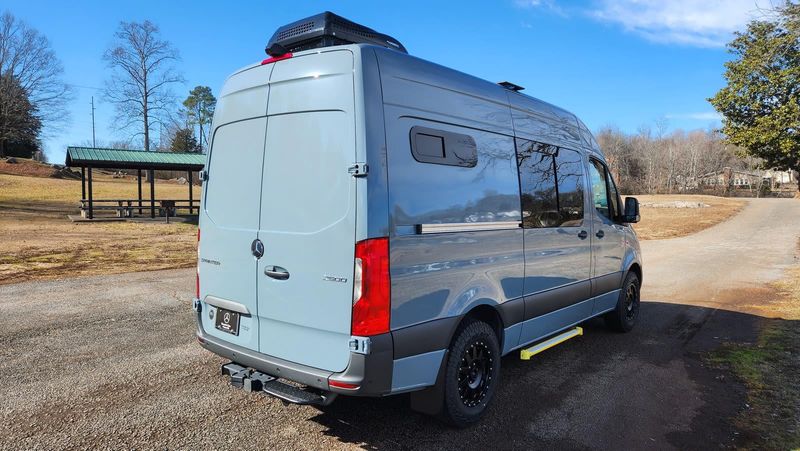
[264,265,290,280]
[578,230,588,240]
[596,230,605,239]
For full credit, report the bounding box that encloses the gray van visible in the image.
[194,12,642,427]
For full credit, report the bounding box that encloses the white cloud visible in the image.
[515,0,550,7]
[515,0,567,16]
[666,112,723,121]
[589,0,764,47]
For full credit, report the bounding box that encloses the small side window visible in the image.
[589,159,611,220]
[606,169,621,219]
[589,158,622,221]
[410,126,477,168]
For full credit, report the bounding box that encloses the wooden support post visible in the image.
[188,171,194,215]
[137,169,143,215]
[87,167,94,220]
[149,169,155,218]
[81,167,86,200]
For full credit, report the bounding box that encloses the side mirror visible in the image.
[622,197,640,223]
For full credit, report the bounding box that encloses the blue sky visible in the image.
[6,0,765,163]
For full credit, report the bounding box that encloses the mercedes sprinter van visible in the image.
[194,11,643,427]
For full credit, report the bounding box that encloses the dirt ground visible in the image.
[1,198,798,450]
[632,194,746,240]
[0,173,197,285]
[0,157,68,178]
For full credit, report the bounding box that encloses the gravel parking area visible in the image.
[0,270,760,450]
[0,270,368,450]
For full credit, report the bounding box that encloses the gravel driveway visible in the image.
[1,198,799,450]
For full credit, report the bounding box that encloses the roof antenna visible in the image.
[498,81,524,92]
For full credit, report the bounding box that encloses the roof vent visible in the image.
[498,81,525,92]
[266,11,407,56]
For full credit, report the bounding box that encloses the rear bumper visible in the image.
[194,307,393,396]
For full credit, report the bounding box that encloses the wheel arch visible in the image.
[456,304,505,351]
[626,262,642,285]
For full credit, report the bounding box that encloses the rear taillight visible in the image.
[328,379,359,390]
[196,228,201,299]
[351,238,390,336]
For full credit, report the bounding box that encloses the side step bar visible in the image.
[520,327,583,360]
[222,362,337,406]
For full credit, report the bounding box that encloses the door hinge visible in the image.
[348,163,368,177]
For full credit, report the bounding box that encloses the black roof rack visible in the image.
[498,81,525,92]
[266,11,407,56]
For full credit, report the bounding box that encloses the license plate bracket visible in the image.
[214,308,240,336]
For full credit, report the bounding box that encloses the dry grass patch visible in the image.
[631,194,746,240]
[0,173,190,207]
[756,266,800,321]
[0,173,197,285]
[0,158,63,177]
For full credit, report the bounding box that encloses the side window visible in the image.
[517,139,585,228]
[589,159,620,221]
[607,169,621,219]
[555,149,585,227]
[410,126,478,168]
[589,159,610,219]
[519,146,558,228]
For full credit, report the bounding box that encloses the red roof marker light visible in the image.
[261,53,293,65]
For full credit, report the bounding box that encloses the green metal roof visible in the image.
[65,147,206,170]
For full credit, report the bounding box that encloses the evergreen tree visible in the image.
[183,86,215,152]
[0,74,42,157]
[170,127,200,153]
[709,2,800,192]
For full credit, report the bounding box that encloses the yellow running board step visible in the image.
[520,327,583,360]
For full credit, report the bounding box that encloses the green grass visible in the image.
[709,321,800,449]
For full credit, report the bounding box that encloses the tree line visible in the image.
[0,12,215,160]
[596,123,758,194]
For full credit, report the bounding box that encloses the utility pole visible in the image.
[91,96,96,147]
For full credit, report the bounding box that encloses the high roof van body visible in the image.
[195,13,642,426]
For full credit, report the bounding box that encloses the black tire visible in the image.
[439,319,501,428]
[604,271,641,332]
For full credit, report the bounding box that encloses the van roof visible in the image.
[226,43,603,157]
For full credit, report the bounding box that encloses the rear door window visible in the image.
[204,118,267,228]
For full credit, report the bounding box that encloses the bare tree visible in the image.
[103,20,183,154]
[0,11,71,156]
[596,121,754,195]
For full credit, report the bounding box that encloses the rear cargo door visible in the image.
[200,114,268,351]
[256,50,357,372]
